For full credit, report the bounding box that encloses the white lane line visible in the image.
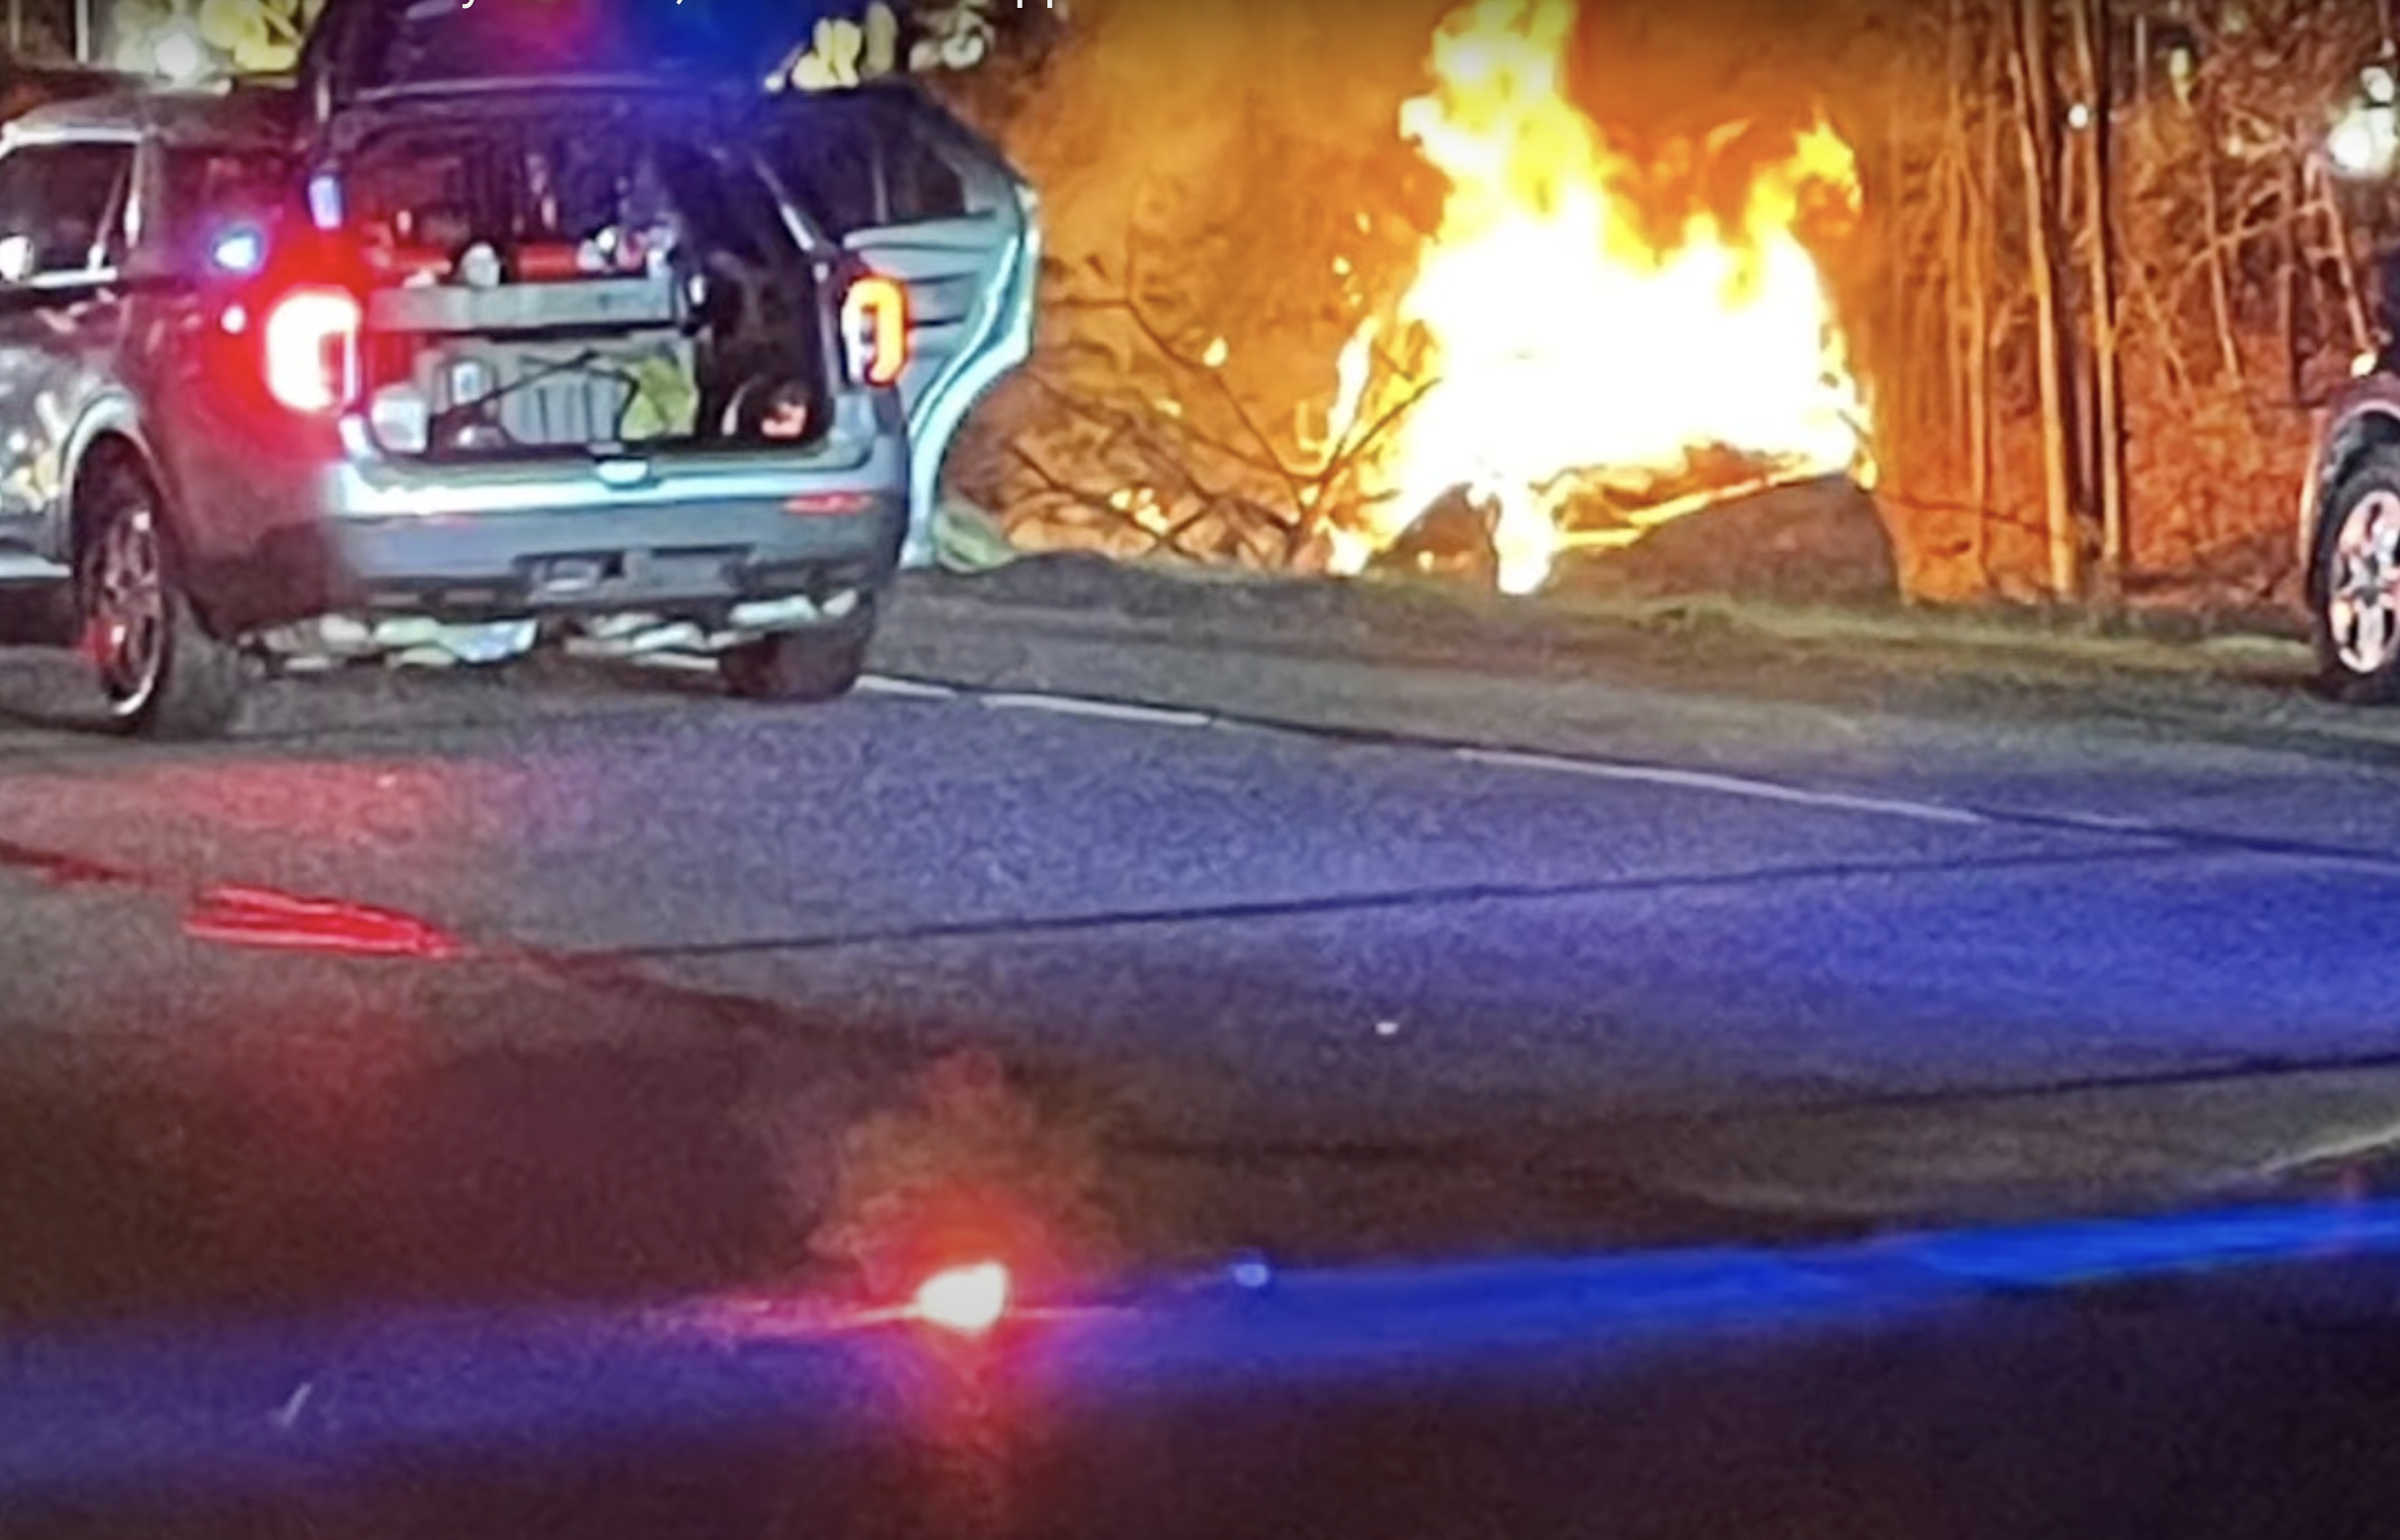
[976,691,1216,728]
[2005,810,2156,833]
[1453,746,1990,827]
[858,674,960,700]
[622,660,957,696]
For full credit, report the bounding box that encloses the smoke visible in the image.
[1556,0,1887,251]
[997,0,1455,271]
[983,0,1891,280]
[1568,0,1896,138]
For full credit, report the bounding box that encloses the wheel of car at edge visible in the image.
[2313,447,2400,705]
[717,612,875,704]
[75,468,248,738]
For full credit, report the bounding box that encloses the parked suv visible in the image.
[0,1,1034,736]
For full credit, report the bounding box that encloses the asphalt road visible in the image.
[14,592,2400,1535]
[4,599,2400,1322]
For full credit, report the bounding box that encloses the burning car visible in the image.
[0,0,1036,735]
[1326,0,1874,596]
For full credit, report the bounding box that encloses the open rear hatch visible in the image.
[320,94,896,465]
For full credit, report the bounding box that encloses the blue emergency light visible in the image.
[209,226,266,275]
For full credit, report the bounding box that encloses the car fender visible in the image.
[55,389,160,561]
[2302,381,2400,584]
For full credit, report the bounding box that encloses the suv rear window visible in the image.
[346,119,788,268]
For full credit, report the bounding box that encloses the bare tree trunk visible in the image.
[2280,131,2305,403]
[1972,1,1996,531]
[1944,0,1970,483]
[1887,80,1910,478]
[2198,66,2245,392]
[2011,0,2082,599]
[2070,0,2127,591]
[1955,0,1995,586]
[2314,155,2374,359]
[2197,105,2245,391]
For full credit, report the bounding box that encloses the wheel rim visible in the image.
[84,499,166,715]
[2330,489,2400,674]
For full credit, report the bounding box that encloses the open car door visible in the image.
[761,84,1037,567]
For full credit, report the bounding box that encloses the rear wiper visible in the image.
[423,348,641,446]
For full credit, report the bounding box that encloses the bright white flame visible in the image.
[913,1262,1010,1334]
[1319,318,1376,460]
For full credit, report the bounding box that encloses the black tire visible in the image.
[76,466,248,739]
[718,613,874,704]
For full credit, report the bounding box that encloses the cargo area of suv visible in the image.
[296,0,1042,565]
[333,103,875,464]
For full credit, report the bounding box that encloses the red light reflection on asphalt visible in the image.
[0,835,144,889]
[0,832,463,958]
[181,883,463,959]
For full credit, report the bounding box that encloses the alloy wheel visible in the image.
[2329,487,2400,674]
[85,498,167,716]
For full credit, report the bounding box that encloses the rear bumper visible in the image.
[173,396,910,631]
[201,494,904,631]
[349,493,902,611]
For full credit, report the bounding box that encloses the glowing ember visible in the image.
[1334,0,1871,594]
[913,1262,1011,1334]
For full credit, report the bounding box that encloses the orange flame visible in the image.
[1332,0,1871,594]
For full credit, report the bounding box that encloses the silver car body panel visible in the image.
[850,201,1037,568]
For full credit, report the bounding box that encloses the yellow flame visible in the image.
[1339,0,1869,594]
[1324,318,1377,458]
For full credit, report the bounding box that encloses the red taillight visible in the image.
[841,274,908,388]
[261,285,360,413]
[782,491,875,516]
